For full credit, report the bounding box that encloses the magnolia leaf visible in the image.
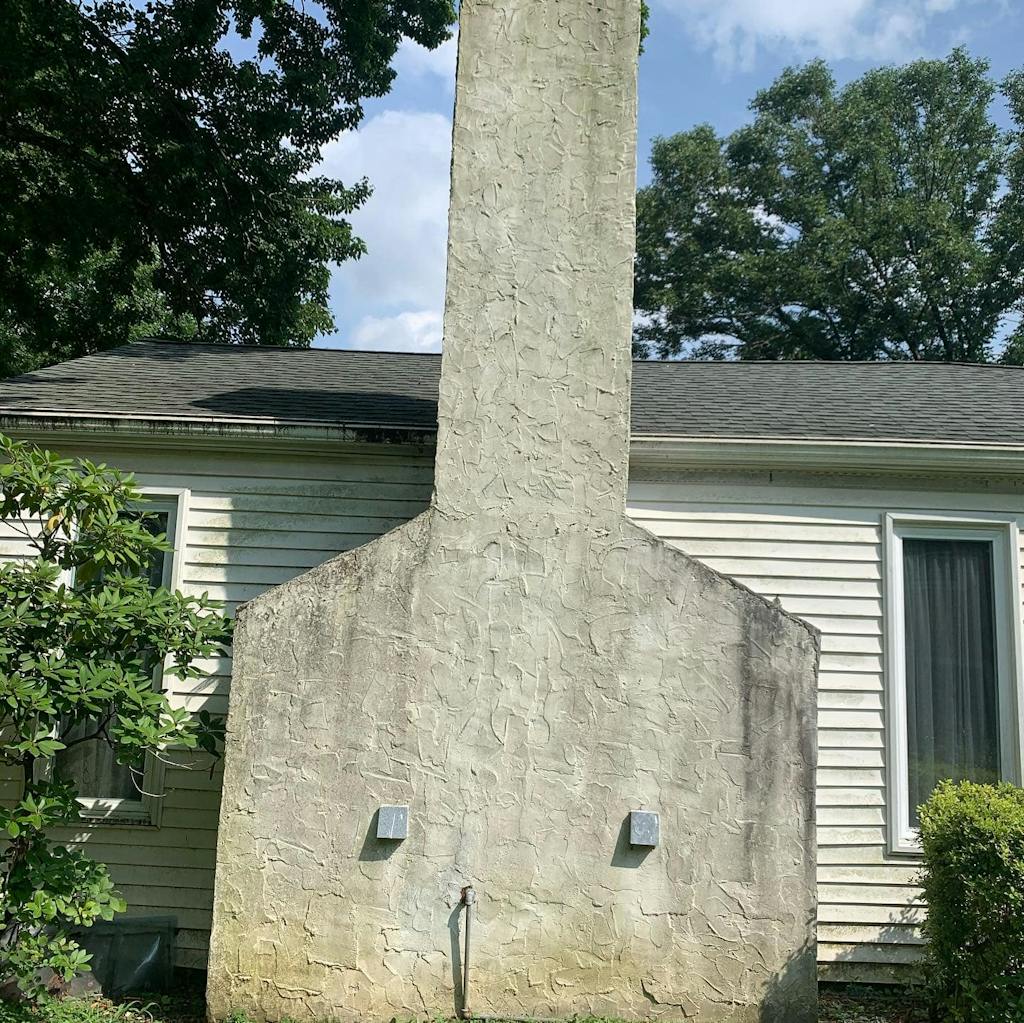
[0,430,231,997]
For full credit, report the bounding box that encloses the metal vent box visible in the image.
[377,804,409,840]
[629,810,659,847]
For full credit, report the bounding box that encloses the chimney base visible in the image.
[207,507,819,1023]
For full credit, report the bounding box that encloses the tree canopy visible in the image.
[634,50,1024,363]
[0,0,455,378]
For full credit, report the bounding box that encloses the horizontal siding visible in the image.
[0,441,433,969]
[0,520,33,807]
[6,437,1022,983]
[628,472,1024,981]
[130,447,431,966]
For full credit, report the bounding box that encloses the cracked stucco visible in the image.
[206,2,819,1020]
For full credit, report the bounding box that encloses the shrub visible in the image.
[0,435,231,1000]
[918,780,1024,1022]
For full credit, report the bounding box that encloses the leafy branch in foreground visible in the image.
[0,435,231,999]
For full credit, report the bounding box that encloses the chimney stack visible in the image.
[433,1,637,521]
[209,3,819,1020]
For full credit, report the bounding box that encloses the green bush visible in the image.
[0,435,231,1000]
[918,780,1024,1022]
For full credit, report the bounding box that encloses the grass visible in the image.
[0,993,204,1023]
[0,986,931,1023]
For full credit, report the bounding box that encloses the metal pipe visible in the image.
[459,885,476,1019]
[457,886,559,1023]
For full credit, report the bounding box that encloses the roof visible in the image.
[1,340,1023,446]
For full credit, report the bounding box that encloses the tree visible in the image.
[0,435,230,998]
[0,0,455,378]
[634,49,1024,363]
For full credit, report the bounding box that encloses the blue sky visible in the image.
[319,0,1021,353]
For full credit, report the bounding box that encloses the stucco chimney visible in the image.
[208,3,819,1021]
[433,1,636,521]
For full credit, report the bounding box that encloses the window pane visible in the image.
[55,733,138,801]
[140,511,170,588]
[903,537,1001,825]
[56,509,171,803]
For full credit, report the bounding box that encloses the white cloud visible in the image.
[318,109,452,348]
[393,34,458,88]
[654,0,976,67]
[350,309,444,353]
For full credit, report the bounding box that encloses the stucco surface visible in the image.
[207,1,819,1019]
[207,510,818,1022]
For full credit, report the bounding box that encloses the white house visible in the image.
[3,340,1024,987]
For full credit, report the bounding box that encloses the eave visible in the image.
[630,435,1024,477]
[4,412,1024,478]
[0,411,437,460]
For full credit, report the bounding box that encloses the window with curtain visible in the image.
[54,506,174,813]
[902,537,1002,826]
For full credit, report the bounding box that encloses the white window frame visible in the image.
[884,512,1024,855]
[70,487,190,826]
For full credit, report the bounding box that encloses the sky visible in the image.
[319,0,1022,354]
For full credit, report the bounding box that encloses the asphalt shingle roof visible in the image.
[1,340,1022,446]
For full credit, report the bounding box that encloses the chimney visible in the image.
[209,2,819,1020]
[433,1,636,521]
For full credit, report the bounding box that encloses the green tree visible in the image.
[0,435,230,998]
[634,49,1024,363]
[0,0,455,378]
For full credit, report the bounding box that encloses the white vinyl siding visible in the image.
[626,469,1024,984]
[0,441,434,970]
[0,517,35,827]
[6,435,1024,982]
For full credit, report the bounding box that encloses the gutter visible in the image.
[4,412,1024,477]
[630,435,1024,477]
[0,412,438,459]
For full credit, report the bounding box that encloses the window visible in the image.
[54,490,187,823]
[885,515,1024,853]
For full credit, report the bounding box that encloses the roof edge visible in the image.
[0,413,437,457]
[631,436,1024,476]
[81,339,1024,369]
[5,413,1024,477]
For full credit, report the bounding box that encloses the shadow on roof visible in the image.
[192,387,439,429]
[2,372,85,389]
